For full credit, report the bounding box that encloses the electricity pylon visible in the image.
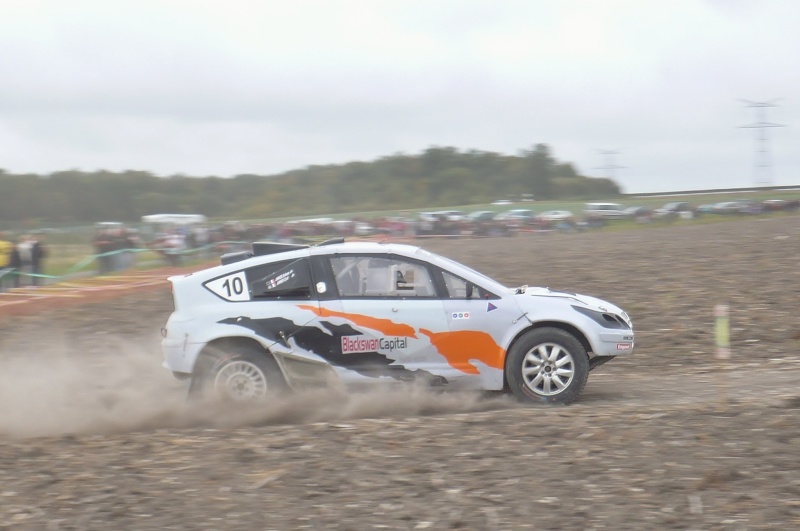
[739,99,785,186]
[596,149,626,181]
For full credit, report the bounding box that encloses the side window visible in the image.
[330,255,436,298]
[441,270,496,300]
[246,258,313,300]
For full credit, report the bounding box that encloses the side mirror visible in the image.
[466,282,474,299]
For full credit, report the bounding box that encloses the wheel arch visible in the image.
[194,336,275,376]
[190,336,290,401]
[503,321,593,389]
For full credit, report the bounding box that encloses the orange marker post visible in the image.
[714,303,731,408]
[714,304,730,360]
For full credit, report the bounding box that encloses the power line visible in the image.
[738,99,785,186]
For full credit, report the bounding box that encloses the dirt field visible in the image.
[1,215,799,530]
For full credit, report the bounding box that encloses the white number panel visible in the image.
[204,271,250,301]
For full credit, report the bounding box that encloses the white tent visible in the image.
[141,214,207,225]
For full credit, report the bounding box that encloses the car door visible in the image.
[437,268,520,390]
[315,253,451,385]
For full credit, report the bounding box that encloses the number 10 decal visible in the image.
[205,271,250,301]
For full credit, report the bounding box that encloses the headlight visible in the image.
[571,305,631,330]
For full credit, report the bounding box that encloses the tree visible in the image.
[525,144,555,199]
[0,144,621,226]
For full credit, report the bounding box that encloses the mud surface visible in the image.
[1,215,799,529]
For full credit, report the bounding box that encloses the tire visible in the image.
[189,344,285,403]
[505,327,589,405]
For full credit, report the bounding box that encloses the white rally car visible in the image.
[162,239,634,405]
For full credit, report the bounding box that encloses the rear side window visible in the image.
[247,258,313,300]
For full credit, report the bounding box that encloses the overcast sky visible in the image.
[0,0,797,193]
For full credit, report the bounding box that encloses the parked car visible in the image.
[695,204,716,215]
[710,201,741,214]
[537,210,574,223]
[436,210,467,222]
[416,212,462,236]
[468,211,514,236]
[503,208,536,218]
[734,200,763,215]
[710,201,761,215]
[468,210,498,223]
[654,202,692,219]
[762,199,789,211]
[161,239,635,405]
[353,221,374,236]
[624,206,653,221]
[765,198,799,211]
[495,209,536,224]
[583,202,628,219]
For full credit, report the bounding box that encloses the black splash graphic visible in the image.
[218,316,432,381]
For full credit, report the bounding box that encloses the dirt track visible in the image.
[1,215,799,529]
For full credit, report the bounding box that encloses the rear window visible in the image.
[247,258,313,299]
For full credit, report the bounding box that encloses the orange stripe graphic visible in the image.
[420,329,506,374]
[297,305,418,338]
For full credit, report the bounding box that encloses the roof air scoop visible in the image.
[220,251,253,265]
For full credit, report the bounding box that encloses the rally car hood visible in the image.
[512,286,626,315]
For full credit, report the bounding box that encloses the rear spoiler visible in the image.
[220,237,345,265]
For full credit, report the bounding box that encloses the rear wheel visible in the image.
[189,344,285,402]
[505,328,589,405]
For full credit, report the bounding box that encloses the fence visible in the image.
[0,241,252,289]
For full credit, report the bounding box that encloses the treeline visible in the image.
[0,144,620,225]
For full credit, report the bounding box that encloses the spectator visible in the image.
[191,225,210,258]
[93,229,115,275]
[30,233,48,286]
[120,229,139,270]
[110,228,136,271]
[9,238,21,288]
[16,234,33,286]
[0,231,13,291]
[163,230,186,267]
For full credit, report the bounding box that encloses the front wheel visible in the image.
[505,328,589,405]
[189,344,285,402]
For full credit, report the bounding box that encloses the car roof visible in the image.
[308,240,424,256]
[172,239,511,296]
[585,202,623,208]
[217,239,432,267]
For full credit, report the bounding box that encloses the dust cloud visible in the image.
[0,334,516,439]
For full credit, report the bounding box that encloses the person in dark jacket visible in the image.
[93,229,114,275]
[9,238,22,288]
[30,233,47,286]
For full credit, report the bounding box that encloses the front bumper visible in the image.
[595,331,635,356]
